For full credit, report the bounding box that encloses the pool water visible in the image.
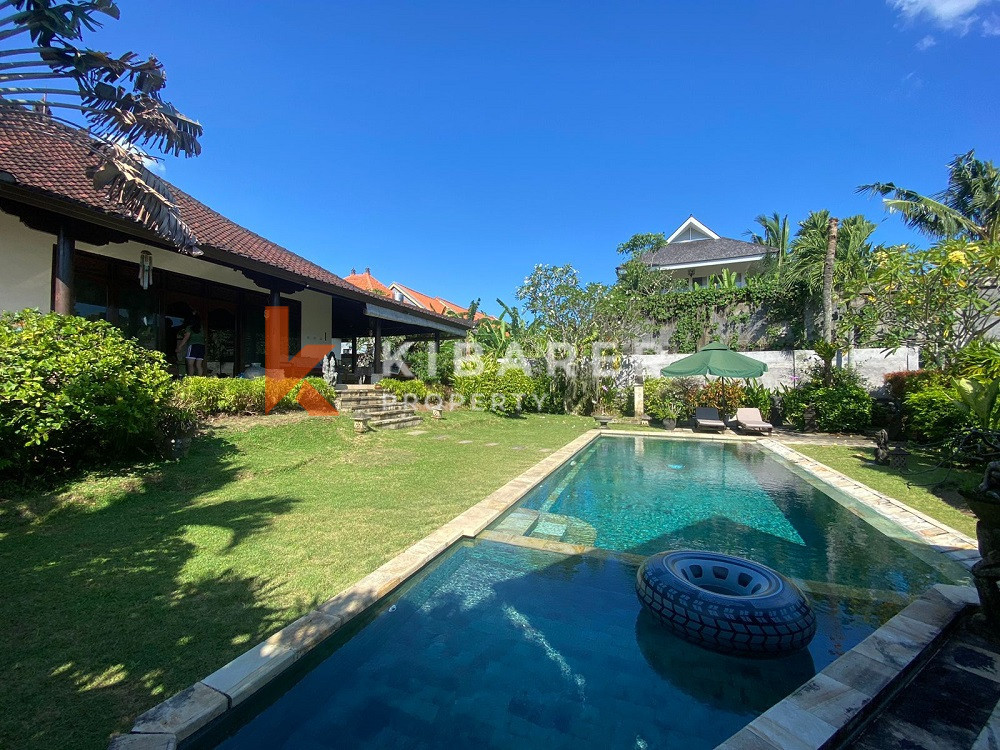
[200,437,967,749]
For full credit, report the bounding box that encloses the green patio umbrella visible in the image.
[660,341,767,417]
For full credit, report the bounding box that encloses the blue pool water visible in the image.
[199,437,967,749]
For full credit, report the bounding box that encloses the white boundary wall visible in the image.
[636,347,920,394]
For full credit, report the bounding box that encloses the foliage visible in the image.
[616,232,668,258]
[453,361,537,417]
[635,275,805,352]
[903,387,974,443]
[883,370,942,402]
[377,377,429,402]
[954,340,1000,382]
[952,378,1000,431]
[172,376,336,416]
[406,340,456,384]
[642,378,682,421]
[741,380,774,416]
[861,239,1000,368]
[469,299,542,358]
[860,150,1000,244]
[0,1,202,249]
[781,365,873,432]
[0,309,173,472]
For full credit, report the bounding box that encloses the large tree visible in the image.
[0,0,202,250]
[863,239,1000,368]
[859,150,1000,243]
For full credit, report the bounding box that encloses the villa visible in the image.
[644,215,767,287]
[0,111,471,378]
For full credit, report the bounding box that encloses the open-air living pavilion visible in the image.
[0,110,471,380]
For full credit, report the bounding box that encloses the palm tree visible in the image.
[823,217,837,345]
[783,211,875,342]
[746,212,791,273]
[859,150,1000,243]
[0,0,203,250]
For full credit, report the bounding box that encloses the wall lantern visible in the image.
[139,250,153,290]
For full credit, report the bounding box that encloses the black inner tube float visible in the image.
[636,550,816,656]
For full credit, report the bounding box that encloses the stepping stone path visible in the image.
[407,430,428,436]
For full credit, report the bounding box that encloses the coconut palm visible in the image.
[746,212,791,273]
[0,0,202,250]
[859,150,1000,243]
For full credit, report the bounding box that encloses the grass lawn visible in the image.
[790,444,980,538]
[0,410,592,750]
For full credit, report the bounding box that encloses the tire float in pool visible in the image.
[635,550,816,656]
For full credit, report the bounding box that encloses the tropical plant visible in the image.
[859,150,1000,243]
[0,0,202,249]
[469,299,542,357]
[954,340,1000,382]
[746,212,791,273]
[862,239,1000,368]
[952,378,1000,431]
[903,386,973,443]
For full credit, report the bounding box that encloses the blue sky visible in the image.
[97,0,998,315]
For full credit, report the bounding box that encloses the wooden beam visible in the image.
[52,224,74,314]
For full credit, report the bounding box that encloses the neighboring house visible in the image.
[343,272,488,321]
[0,110,471,379]
[643,215,767,287]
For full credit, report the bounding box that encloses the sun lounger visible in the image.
[735,407,773,435]
[693,407,727,432]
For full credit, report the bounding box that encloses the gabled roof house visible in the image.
[0,108,471,379]
[643,215,767,287]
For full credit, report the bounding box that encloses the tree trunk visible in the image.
[823,217,838,344]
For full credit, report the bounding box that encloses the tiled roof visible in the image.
[0,107,471,328]
[391,283,449,314]
[344,268,392,296]
[645,237,766,267]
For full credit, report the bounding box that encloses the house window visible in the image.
[692,276,706,288]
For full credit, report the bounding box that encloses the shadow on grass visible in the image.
[0,432,315,750]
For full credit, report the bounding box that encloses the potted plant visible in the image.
[659,402,680,430]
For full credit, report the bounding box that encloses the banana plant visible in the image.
[952,377,1000,431]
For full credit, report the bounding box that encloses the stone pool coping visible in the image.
[110,429,981,749]
[716,583,980,750]
[110,429,603,749]
[758,439,980,572]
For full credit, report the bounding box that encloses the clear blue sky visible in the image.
[97,1,998,315]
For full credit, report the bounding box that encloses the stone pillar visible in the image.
[351,337,358,373]
[53,224,74,314]
[634,382,644,418]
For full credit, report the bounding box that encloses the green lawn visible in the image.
[0,411,592,750]
[790,444,980,538]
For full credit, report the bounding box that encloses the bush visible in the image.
[781,366,873,433]
[883,370,942,402]
[903,387,974,443]
[173,376,336,416]
[454,362,536,416]
[0,310,174,473]
[377,377,429,402]
[643,378,681,422]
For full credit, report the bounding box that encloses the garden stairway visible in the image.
[335,385,423,430]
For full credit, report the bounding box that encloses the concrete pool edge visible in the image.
[757,439,980,572]
[110,429,603,749]
[715,584,979,750]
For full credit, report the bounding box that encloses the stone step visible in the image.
[371,415,424,430]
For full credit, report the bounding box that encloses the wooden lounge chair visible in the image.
[693,407,727,432]
[734,407,773,435]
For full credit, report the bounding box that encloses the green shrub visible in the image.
[741,380,774,416]
[173,376,336,416]
[883,370,942,402]
[904,387,975,443]
[781,366,873,433]
[454,362,536,416]
[643,378,681,421]
[0,310,174,473]
[377,377,429,402]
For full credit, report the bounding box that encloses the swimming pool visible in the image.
[195,437,968,749]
